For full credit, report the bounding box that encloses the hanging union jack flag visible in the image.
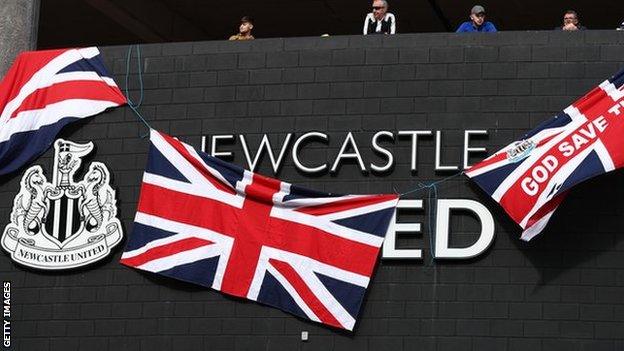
[0,47,126,176]
[466,68,624,241]
[121,130,398,330]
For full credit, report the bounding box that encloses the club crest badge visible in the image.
[506,139,536,163]
[1,139,123,270]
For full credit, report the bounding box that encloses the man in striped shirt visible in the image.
[363,0,396,35]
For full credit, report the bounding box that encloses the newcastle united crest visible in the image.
[1,139,123,270]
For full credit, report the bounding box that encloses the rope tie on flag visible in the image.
[397,171,464,263]
[124,44,152,136]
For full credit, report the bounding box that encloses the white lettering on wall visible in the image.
[434,199,495,259]
[203,129,491,175]
[382,199,496,260]
[292,132,329,173]
[330,132,367,174]
[463,130,488,170]
[435,131,459,172]
[371,131,395,173]
[208,134,234,158]
[240,134,292,173]
[383,200,423,259]
[397,130,432,172]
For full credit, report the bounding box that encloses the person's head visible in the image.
[563,10,579,26]
[371,0,388,21]
[470,5,486,27]
[239,16,254,35]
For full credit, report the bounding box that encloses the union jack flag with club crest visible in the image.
[121,130,398,330]
[466,68,624,241]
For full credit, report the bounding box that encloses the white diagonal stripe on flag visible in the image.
[0,47,100,124]
[265,264,321,323]
[270,206,385,247]
[137,245,223,273]
[318,199,400,221]
[0,99,118,143]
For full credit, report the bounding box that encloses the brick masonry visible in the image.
[2,30,624,351]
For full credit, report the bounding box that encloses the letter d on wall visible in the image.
[434,199,495,259]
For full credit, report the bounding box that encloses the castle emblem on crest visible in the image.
[1,139,123,270]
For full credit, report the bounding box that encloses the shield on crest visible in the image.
[43,140,93,246]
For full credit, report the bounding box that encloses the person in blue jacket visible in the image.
[456,5,497,33]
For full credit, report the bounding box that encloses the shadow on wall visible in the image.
[507,169,624,289]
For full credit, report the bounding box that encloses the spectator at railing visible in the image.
[556,10,586,31]
[363,0,396,35]
[456,5,497,33]
[229,16,255,41]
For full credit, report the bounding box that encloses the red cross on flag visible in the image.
[466,68,624,240]
[121,130,398,330]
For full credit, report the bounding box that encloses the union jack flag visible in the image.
[466,68,624,241]
[121,130,398,330]
[0,47,126,176]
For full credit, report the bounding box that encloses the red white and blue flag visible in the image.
[466,68,624,241]
[121,130,398,330]
[0,47,126,176]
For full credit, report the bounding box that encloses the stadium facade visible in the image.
[0,6,624,350]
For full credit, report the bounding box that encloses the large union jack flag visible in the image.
[466,68,624,241]
[121,130,398,330]
[0,47,126,176]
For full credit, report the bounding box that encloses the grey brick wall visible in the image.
[2,30,624,351]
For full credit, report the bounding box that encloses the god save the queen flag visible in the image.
[121,130,399,330]
[0,47,126,176]
[466,68,624,241]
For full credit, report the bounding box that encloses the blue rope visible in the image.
[398,171,464,264]
[399,171,463,197]
[125,44,144,108]
[124,44,151,137]
[427,183,438,264]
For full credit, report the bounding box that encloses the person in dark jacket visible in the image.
[456,5,497,33]
[363,0,396,35]
[556,10,586,31]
